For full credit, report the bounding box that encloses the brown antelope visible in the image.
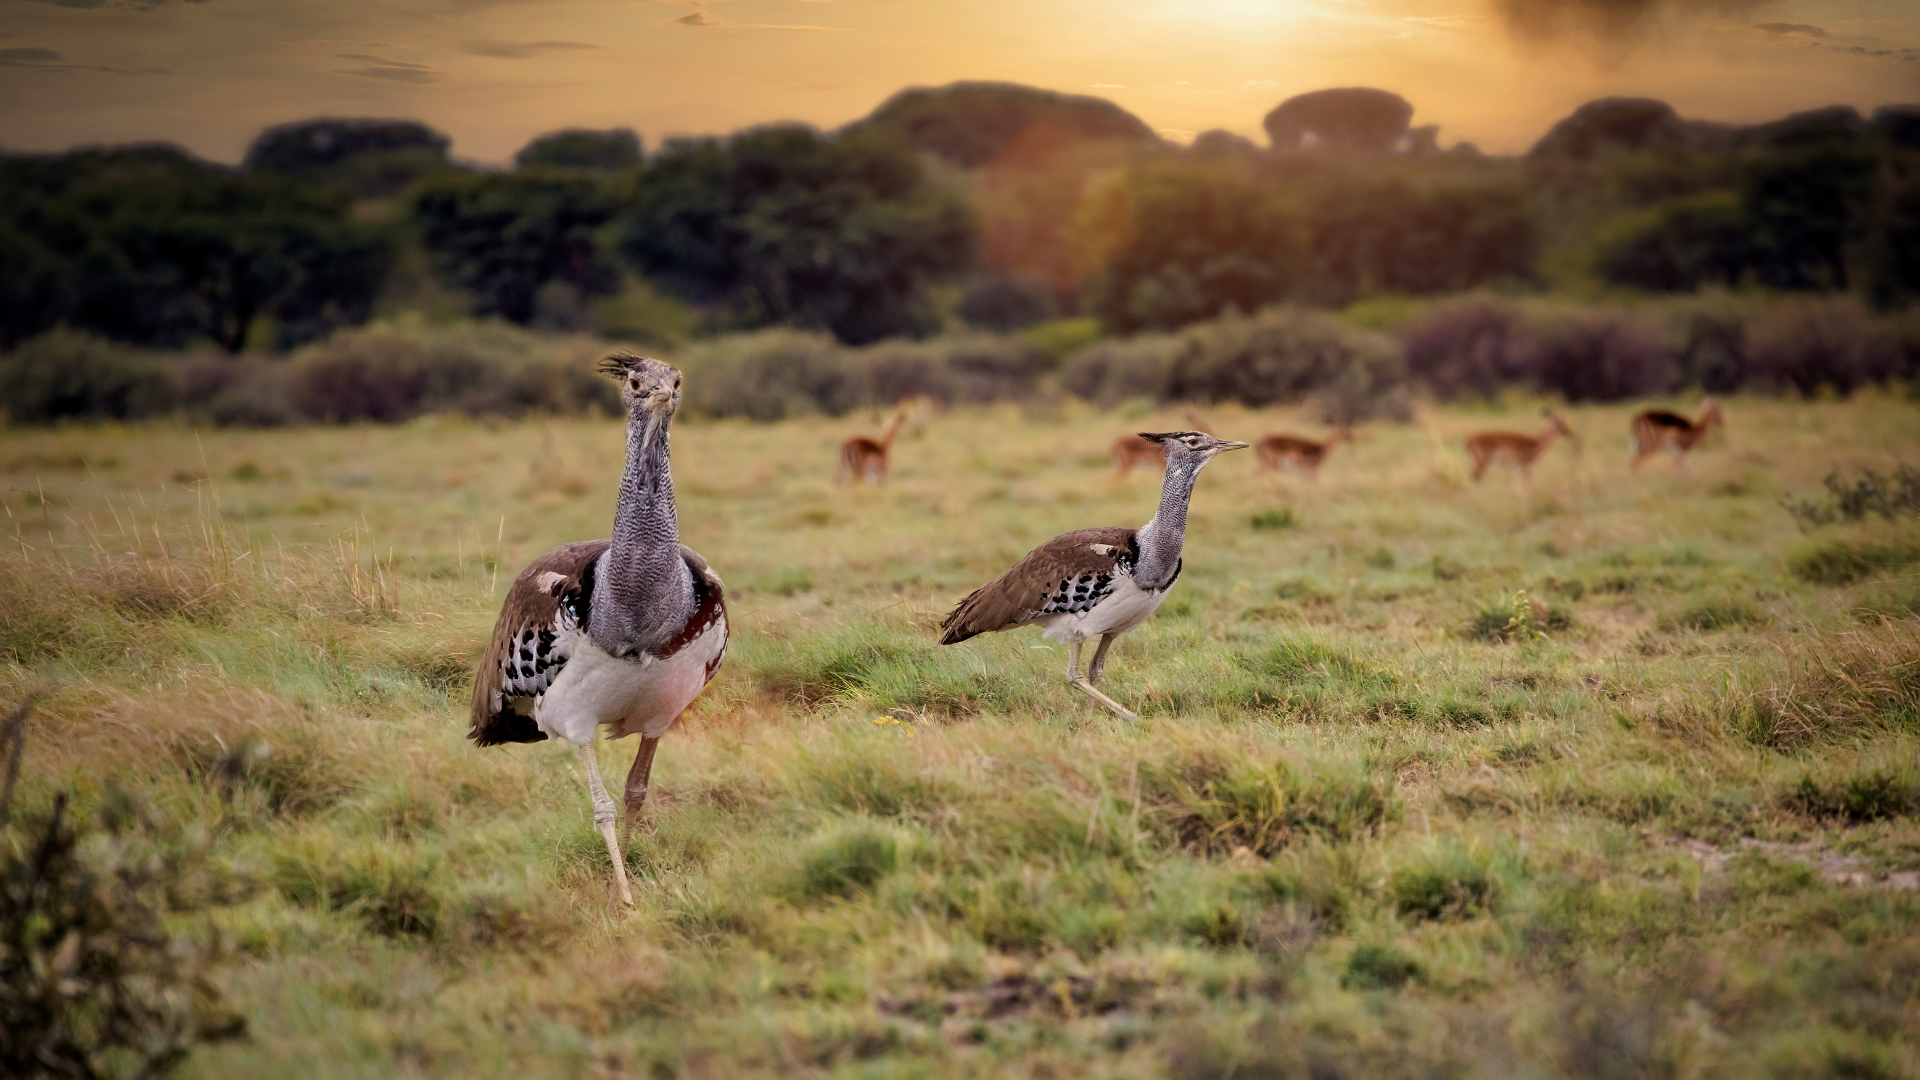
[1466,411,1575,483]
[1112,433,1165,475]
[1114,409,1213,476]
[837,410,904,485]
[1630,398,1723,472]
[1256,427,1351,479]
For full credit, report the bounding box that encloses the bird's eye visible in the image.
[630,379,640,391]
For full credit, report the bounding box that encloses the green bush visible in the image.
[1342,943,1421,990]
[2,792,247,1078]
[1389,840,1510,921]
[1787,536,1920,585]
[1171,307,1410,423]
[179,322,618,426]
[1785,766,1920,822]
[679,330,1049,420]
[796,821,904,900]
[0,330,180,423]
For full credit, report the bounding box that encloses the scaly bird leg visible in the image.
[577,739,634,906]
[1087,633,1116,687]
[1067,639,1139,723]
[621,735,661,849]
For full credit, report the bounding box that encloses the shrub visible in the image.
[0,330,180,423]
[1783,465,1920,527]
[1342,944,1421,990]
[1784,765,1920,823]
[179,322,618,426]
[1787,536,1920,585]
[1057,334,1181,406]
[2,792,248,1079]
[1167,307,1410,422]
[1466,591,1571,641]
[1402,297,1533,399]
[1144,747,1395,856]
[1748,297,1903,397]
[1403,298,1680,402]
[681,330,1050,419]
[272,841,443,938]
[796,821,904,900]
[1659,596,1770,631]
[1517,304,1679,402]
[1389,840,1510,921]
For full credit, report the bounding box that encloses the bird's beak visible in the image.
[1217,440,1250,452]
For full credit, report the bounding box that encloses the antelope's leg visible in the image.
[577,739,634,906]
[1067,639,1139,722]
[1087,633,1117,686]
[621,735,661,848]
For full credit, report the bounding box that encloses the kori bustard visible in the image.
[469,355,727,906]
[938,431,1247,721]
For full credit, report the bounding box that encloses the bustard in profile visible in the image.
[469,355,727,906]
[939,431,1247,721]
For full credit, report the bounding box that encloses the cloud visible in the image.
[674,9,832,28]
[1402,14,1479,29]
[1091,82,1125,88]
[1489,0,1762,44]
[1242,79,1282,89]
[23,0,209,8]
[0,47,64,64]
[333,53,437,82]
[0,45,169,73]
[1750,22,1827,37]
[462,40,598,58]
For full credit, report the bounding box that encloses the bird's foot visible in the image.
[598,820,634,907]
[1070,676,1139,722]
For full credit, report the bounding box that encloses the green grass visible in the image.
[2,396,1919,1078]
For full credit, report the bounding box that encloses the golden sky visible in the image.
[1,0,1916,163]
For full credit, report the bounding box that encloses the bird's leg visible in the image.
[1067,639,1139,722]
[620,735,661,849]
[1087,633,1117,687]
[576,739,634,907]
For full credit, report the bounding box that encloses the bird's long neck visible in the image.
[590,409,693,652]
[1133,458,1203,590]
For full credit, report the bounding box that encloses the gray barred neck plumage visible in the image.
[1132,456,1205,590]
[588,404,694,656]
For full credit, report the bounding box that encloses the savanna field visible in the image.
[4,395,1919,1078]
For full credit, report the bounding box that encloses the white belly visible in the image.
[533,617,727,746]
[1035,577,1169,644]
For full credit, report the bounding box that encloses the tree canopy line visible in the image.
[1,83,1917,373]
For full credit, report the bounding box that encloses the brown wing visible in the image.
[659,544,729,685]
[939,527,1138,645]
[469,540,609,747]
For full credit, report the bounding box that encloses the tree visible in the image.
[0,146,392,352]
[411,171,621,325]
[1264,88,1414,153]
[1079,161,1302,332]
[1591,193,1753,292]
[515,129,643,172]
[245,118,454,197]
[617,125,974,344]
[850,82,1162,169]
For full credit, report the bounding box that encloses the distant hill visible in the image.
[848,81,1164,168]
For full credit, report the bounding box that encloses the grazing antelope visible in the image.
[1630,398,1724,472]
[1114,409,1213,476]
[837,410,904,485]
[1466,411,1575,483]
[1256,427,1351,479]
[941,431,1249,721]
[470,355,728,907]
[1111,433,1165,475]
